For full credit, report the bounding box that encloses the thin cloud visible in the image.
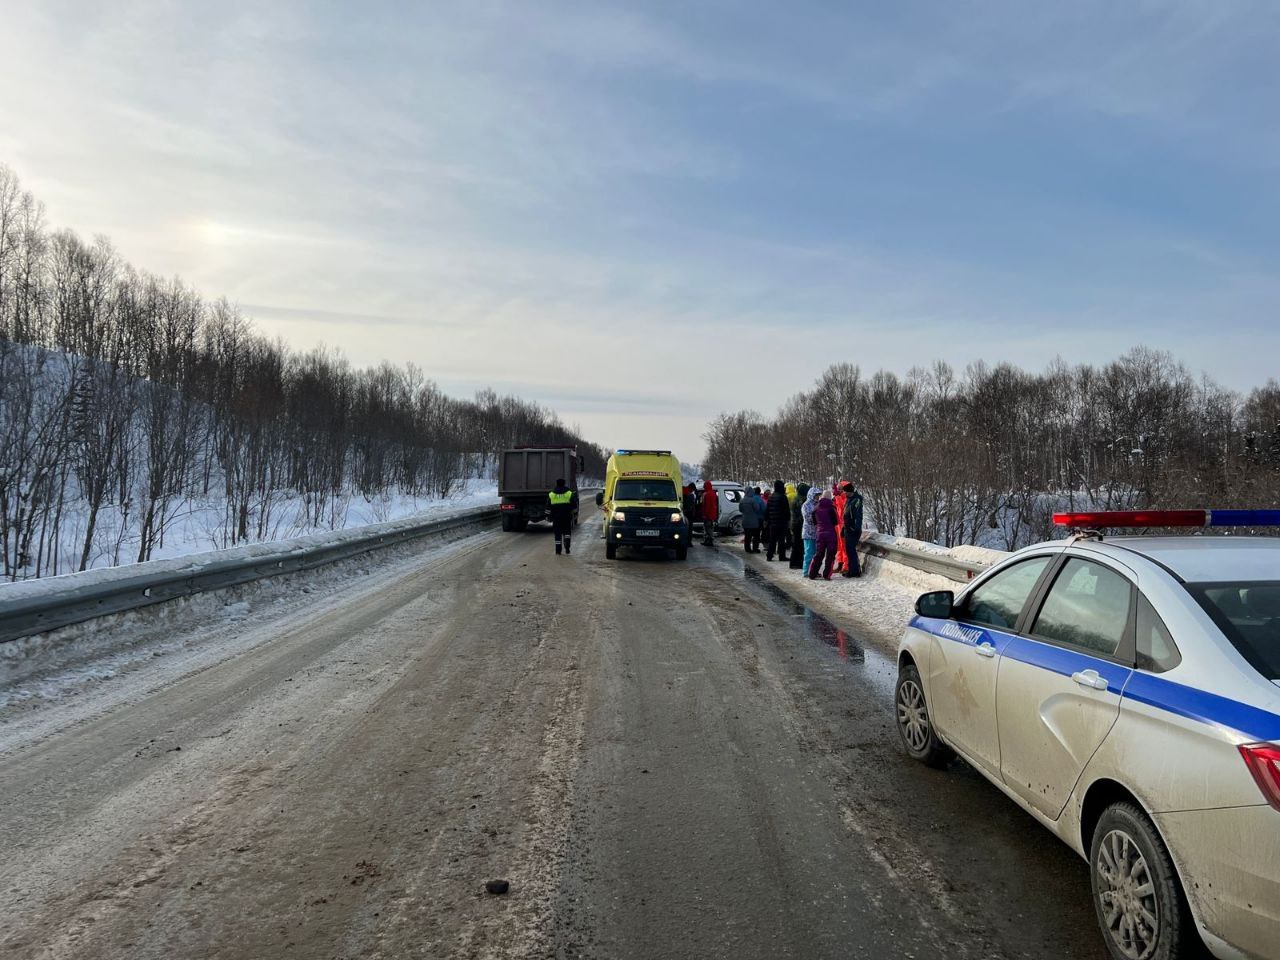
[2,0,1277,458]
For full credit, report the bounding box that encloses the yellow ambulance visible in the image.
[596,450,688,561]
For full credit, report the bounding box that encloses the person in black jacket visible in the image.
[765,479,791,562]
[840,481,864,577]
[548,479,577,555]
[789,482,810,569]
[682,483,698,543]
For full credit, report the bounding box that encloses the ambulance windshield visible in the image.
[615,479,677,502]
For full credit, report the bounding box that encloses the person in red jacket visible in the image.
[699,480,719,547]
[833,480,848,574]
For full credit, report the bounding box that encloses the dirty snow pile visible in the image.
[0,520,491,732]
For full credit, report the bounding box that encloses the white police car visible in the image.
[895,510,1280,960]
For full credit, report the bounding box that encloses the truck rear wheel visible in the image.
[501,514,515,532]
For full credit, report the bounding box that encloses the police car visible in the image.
[894,510,1280,960]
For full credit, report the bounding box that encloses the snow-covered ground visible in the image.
[0,483,497,607]
[3,479,498,585]
[146,478,499,561]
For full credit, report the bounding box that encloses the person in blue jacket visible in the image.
[801,487,821,575]
[739,486,766,553]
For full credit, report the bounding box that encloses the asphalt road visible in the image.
[0,517,1107,960]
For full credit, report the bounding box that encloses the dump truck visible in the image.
[498,446,583,531]
[596,450,687,560]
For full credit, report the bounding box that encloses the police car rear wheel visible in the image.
[1090,803,1194,960]
[894,665,952,768]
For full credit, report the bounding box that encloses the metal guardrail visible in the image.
[859,533,997,584]
[0,505,503,644]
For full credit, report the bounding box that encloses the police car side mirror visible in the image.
[916,590,955,619]
[595,491,604,506]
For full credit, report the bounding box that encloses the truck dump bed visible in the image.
[499,448,577,495]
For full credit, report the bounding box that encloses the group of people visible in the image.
[683,479,865,581]
[798,481,864,580]
[682,480,720,547]
[735,480,796,561]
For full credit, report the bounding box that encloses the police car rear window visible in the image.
[1031,558,1131,658]
[1188,581,1280,681]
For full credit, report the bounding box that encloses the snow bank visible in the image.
[865,533,1007,570]
[949,543,1010,567]
[0,487,497,605]
[860,551,957,596]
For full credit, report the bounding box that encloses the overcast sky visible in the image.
[3,1,1278,462]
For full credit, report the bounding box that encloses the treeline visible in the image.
[704,350,1280,549]
[0,164,606,580]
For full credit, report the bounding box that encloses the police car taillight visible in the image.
[1052,509,1280,528]
[1239,742,1280,812]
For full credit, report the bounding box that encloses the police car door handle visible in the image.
[974,643,997,658]
[1071,669,1109,691]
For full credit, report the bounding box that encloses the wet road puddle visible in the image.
[739,567,866,662]
[691,544,902,701]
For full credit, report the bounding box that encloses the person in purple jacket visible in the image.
[807,490,840,580]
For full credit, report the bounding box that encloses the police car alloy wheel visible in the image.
[1090,803,1194,960]
[894,664,953,768]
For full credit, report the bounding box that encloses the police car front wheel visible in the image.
[1090,803,1196,960]
[894,664,953,768]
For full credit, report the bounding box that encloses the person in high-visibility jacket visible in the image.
[548,478,577,555]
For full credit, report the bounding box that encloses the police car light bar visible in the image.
[1052,509,1280,528]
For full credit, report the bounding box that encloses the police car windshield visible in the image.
[1188,581,1280,680]
[615,479,677,501]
